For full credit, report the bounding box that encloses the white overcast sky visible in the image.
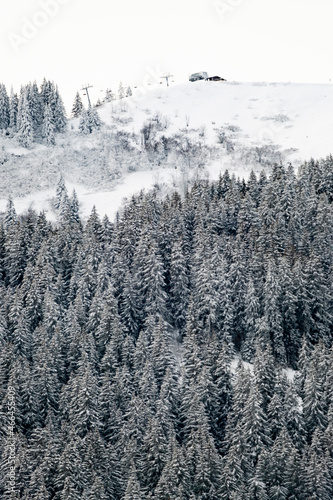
[1,0,332,111]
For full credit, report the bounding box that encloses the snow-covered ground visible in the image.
[230,356,296,381]
[107,80,333,161]
[1,81,332,221]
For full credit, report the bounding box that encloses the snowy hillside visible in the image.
[1,80,332,220]
[1,79,333,499]
[102,80,333,160]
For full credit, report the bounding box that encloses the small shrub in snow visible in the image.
[261,114,291,123]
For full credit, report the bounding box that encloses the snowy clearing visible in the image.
[1,80,332,220]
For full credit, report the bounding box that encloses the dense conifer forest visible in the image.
[0,79,67,148]
[0,158,333,498]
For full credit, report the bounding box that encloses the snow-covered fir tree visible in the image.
[16,91,34,147]
[50,85,67,133]
[0,83,10,130]
[9,88,18,131]
[118,81,125,99]
[72,91,84,117]
[104,88,116,102]
[79,106,102,134]
[42,103,55,145]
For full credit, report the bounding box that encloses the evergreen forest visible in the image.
[0,80,67,148]
[0,158,333,499]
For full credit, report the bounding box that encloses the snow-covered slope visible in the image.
[1,81,332,220]
[101,80,333,160]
